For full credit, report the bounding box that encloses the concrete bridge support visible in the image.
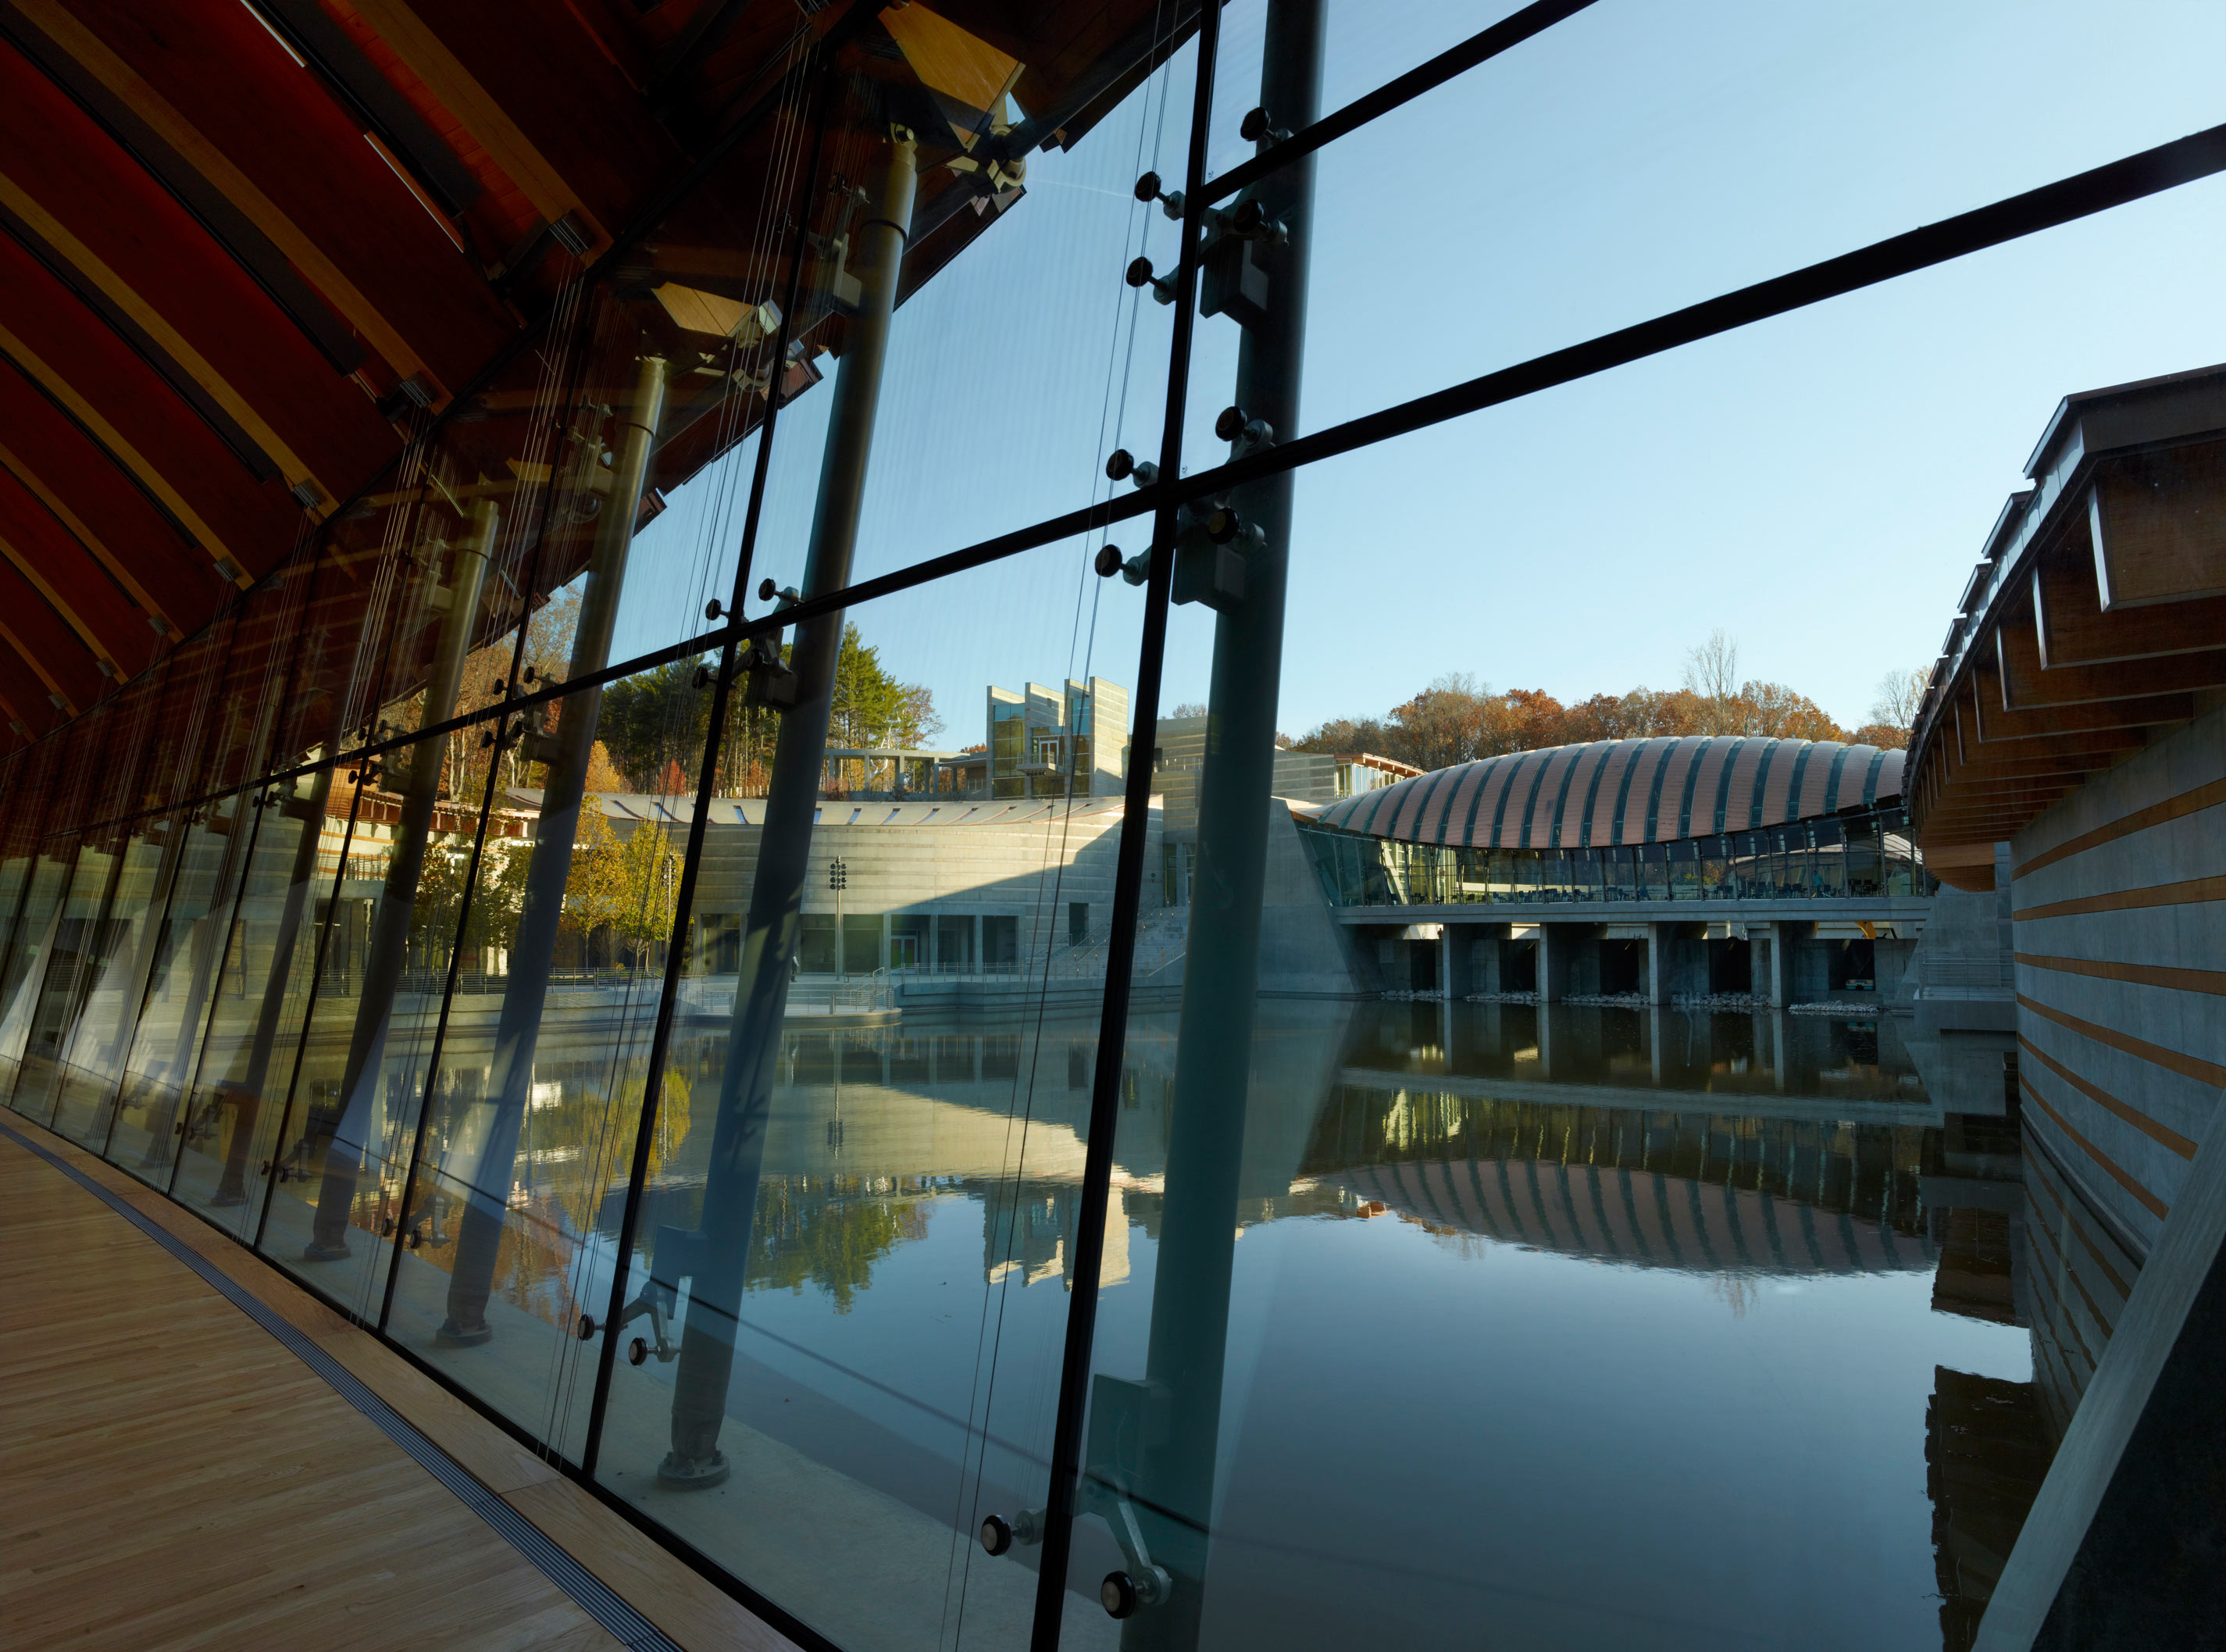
[1443,921,1508,998]
[1645,923,1711,1002]
[1757,922,1794,1007]
[1536,922,1604,1003]
[1785,921,1832,1001]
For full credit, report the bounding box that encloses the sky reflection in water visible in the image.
[526,1001,2038,1650]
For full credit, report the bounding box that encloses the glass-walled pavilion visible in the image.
[2,3,2220,1649]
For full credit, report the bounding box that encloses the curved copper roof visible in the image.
[1315,737,1906,847]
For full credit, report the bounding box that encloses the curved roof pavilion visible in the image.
[1314,735,1908,849]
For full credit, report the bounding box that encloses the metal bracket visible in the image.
[611,1222,705,1364]
[741,633,798,710]
[1200,187,1286,331]
[511,701,562,766]
[1171,503,1252,612]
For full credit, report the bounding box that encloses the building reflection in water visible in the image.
[368,997,2135,1651]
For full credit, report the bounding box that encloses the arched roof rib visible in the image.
[1316,737,1907,847]
[0,0,1200,757]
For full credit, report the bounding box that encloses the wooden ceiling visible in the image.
[0,0,1193,755]
[1908,364,2226,890]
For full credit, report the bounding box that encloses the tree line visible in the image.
[414,587,942,810]
[397,592,942,977]
[596,619,940,797]
[1288,633,1926,771]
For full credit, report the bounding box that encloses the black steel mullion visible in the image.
[580,57,834,1480]
[162,787,270,1197]
[251,773,370,1253]
[373,736,515,1333]
[37,121,2226,855]
[371,272,605,1337]
[1200,0,1595,205]
[1029,5,1222,1643]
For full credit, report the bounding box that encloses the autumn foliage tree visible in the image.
[1292,633,1919,768]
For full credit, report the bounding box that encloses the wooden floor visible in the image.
[0,1119,798,1652]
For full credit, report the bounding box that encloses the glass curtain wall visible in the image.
[1,4,2219,1652]
[1293,808,1933,909]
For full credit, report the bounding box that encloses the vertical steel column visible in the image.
[301,497,498,1260]
[1127,2,1321,1645]
[656,130,917,1490]
[139,801,262,1176]
[209,765,338,1205]
[91,812,194,1158]
[583,72,831,1477]
[1027,7,1222,1642]
[9,826,131,1122]
[437,357,668,1342]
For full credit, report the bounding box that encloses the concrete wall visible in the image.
[647,796,1161,976]
[2009,698,2226,1258]
[1257,799,1369,996]
[1906,846,2017,1033]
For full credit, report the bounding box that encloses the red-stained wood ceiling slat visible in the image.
[0,465,153,682]
[0,634,70,746]
[0,50,399,503]
[67,0,519,398]
[0,555,107,723]
[390,0,680,238]
[0,357,216,635]
[0,233,307,580]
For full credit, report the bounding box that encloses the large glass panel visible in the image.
[43,815,180,1150]
[605,10,1199,673]
[7,830,119,1130]
[0,735,68,972]
[380,677,704,1458]
[1190,0,2226,459]
[0,833,84,1102]
[1049,607,2029,1652]
[171,766,346,1240]
[254,748,476,1322]
[14,673,172,1135]
[588,523,1141,1649]
[102,797,260,1184]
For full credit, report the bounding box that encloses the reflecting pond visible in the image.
[341,998,2110,1652]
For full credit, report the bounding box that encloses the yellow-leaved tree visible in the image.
[614,821,683,969]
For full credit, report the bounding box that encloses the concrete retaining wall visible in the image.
[2009,698,2226,1258]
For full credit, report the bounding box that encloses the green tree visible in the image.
[600,660,712,792]
[826,623,940,790]
[744,1178,929,1312]
[562,803,626,940]
[612,821,683,969]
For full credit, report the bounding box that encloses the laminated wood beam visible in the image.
[21,0,517,401]
[0,55,397,508]
[2035,537,2226,668]
[1994,598,2226,708]
[0,476,148,683]
[1966,658,2189,744]
[2089,444,2226,611]
[0,359,204,630]
[0,556,105,716]
[344,0,676,250]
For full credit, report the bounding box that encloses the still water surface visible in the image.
[398,1000,2081,1652]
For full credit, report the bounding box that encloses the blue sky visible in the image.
[611,0,2226,750]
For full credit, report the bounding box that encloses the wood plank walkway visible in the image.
[0,1119,797,1652]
